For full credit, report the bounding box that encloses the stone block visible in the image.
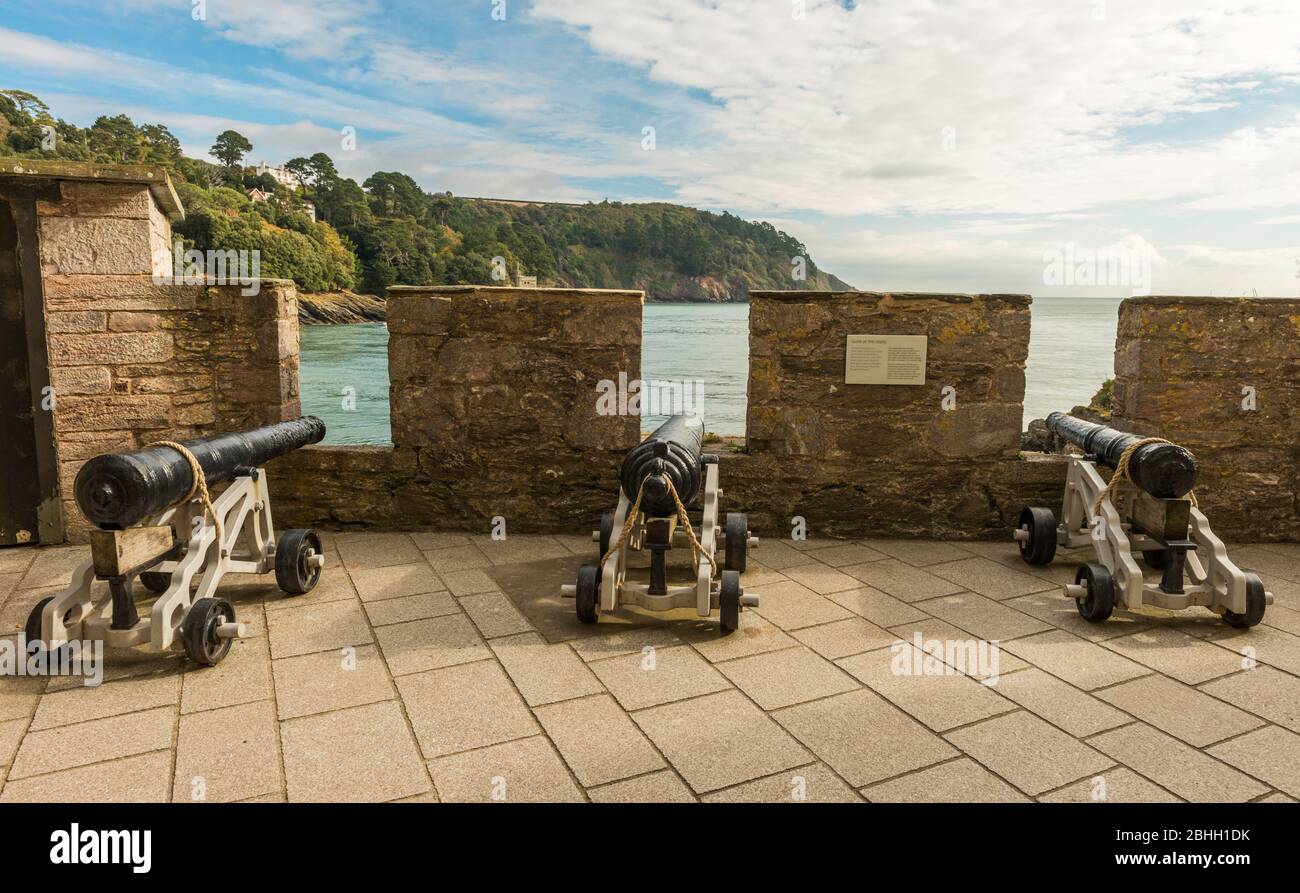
[39,217,155,275]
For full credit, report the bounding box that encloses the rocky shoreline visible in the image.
[298,291,387,324]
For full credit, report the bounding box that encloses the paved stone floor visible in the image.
[1,532,1299,803]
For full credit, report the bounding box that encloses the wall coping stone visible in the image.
[388,285,643,302]
[750,290,1031,306]
[0,159,184,220]
[1123,295,1300,307]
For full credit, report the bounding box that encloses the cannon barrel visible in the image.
[619,413,706,517]
[1046,412,1197,498]
[74,416,327,529]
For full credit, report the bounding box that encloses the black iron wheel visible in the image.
[1075,563,1115,623]
[575,563,601,624]
[1223,573,1267,629]
[139,571,172,593]
[182,597,235,666]
[719,570,742,633]
[598,510,615,560]
[1017,506,1058,566]
[275,528,323,595]
[724,512,748,573]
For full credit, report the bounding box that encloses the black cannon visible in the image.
[618,413,705,518]
[1046,412,1197,498]
[28,417,327,667]
[563,412,758,632]
[1017,412,1269,629]
[76,416,326,529]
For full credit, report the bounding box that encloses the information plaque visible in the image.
[845,334,928,385]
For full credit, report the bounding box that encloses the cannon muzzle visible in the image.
[619,413,705,517]
[1046,412,1197,498]
[75,416,327,529]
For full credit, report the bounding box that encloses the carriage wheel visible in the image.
[1223,573,1266,629]
[1075,563,1115,623]
[1017,506,1057,566]
[182,598,236,666]
[719,571,742,633]
[575,563,601,624]
[724,513,748,573]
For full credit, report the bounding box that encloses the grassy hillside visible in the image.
[0,89,849,301]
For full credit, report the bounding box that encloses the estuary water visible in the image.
[299,297,1123,445]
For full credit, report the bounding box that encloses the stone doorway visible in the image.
[0,195,57,545]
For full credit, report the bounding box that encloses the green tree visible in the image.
[210,130,253,168]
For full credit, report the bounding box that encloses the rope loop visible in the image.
[148,440,224,552]
[599,473,718,580]
[1092,436,1198,516]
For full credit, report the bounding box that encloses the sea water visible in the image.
[299,297,1122,445]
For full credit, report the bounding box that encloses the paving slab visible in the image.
[703,762,861,803]
[800,543,887,568]
[823,586,928,627]
[0,750,172,803]
[395,659,538,758]
[280,700,429,802]
[335,533,423,570]
[32,672,179,730]
[363,591,459,626]
[534,693,665,787]
[945,711,1112,796]
[373,614,488,676]
[859,539,975,567]
[424,545,492,574]
[747,579,854,630]
[1003,590,1153,642]
[458,591,534,639]
[1101,627,1248,685]
[1000,630,1151,690]
[1207,725,1300,799]
[1088,722,1269,803]
[634,690,810,793]
[863,757,1031,803]
[173,699,280,803]
[791,617,896,660]
[914,591,1052,641]
[8,704,174,779]
[782,563,867,595]
[773,688,956,788]
[488,632,603,706]
[180,635,272,715]
[272,643,395,720]
[1097,674,1264,747]
[841,559,965,602]
[679,611,796,663]
[715,645,859,710]
[926,557,1058,600]
[590,645,730,711]
[349,563,447,603]
[266,598,373,660]
[887,618,1030,681]
[429,735,584,803]
[587,770,697,803]
[837,644,1014,732]
[1038,766,1180,803]
[1199,666,1300,733]
[988,668,1129,738]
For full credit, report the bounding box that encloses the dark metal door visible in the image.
[0,196,52,545]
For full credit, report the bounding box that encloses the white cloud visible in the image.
[531,0,1300,218]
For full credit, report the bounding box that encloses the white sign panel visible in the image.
[845,334,928,385]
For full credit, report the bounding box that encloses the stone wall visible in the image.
[1112,296,1300,541]
[0,164,300,542]
[736,291,1046,538]
[274,286,643,530]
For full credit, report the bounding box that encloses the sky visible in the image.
[1,0,1297,297]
